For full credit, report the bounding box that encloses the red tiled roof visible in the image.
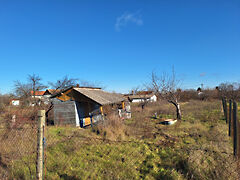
[30,91,45,96]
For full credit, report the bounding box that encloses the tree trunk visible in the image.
[176,103,181,120]
[168,100,181,120]
[45,103,54,126]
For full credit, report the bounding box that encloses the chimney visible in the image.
[76,84,79,88]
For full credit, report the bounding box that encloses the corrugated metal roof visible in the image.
[73,88,124,105]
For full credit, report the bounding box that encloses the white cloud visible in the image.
[115,11,143,31]
[200,72,206,77]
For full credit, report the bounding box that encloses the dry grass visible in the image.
[91,113,130,141]
[0,100,239,179]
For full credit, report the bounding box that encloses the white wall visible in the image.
[31,95,43,99]
[11,100,20,106]
[131,95,157,103]
[74,102,80,127]
[132,99,145,103]
[150,95,157,102]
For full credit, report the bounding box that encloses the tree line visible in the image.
[0,71,240,120]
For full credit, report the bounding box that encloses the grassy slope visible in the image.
[2,100,239,179]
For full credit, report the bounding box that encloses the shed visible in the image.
[51,87,126,127]
[10,99,20,106]
[127,94,157,103]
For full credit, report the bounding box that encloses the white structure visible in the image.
[11,99,20,106]
[30,91,45,99]
[128,94,157,103]
[149,95,157,102]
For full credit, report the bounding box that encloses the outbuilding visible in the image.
[51,86,129,127]
[10,99,20,106]
[127,94,157,103]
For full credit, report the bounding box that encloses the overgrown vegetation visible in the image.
[0,100,239,179]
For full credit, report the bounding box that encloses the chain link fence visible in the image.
[0,109,38,180]
[0,100,239,179]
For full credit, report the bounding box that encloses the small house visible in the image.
[51,86,129,127]
[10,99,20,106]
[126,91,157,103]
[30,91,45,99]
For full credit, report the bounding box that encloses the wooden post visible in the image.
[36,110,45,180]
[122,101,125,109]
[87,102,93,128]
[229,100,232,137]
[90,114,93,128]
[100,106,104,121]
[233,102,238,157]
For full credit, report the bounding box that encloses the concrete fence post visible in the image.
[36,110,45,180]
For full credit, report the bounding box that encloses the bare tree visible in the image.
[28,74,47,99]
[48,76,78,90]
[148,69,182,120]
[217,82,240,100]
[129,86,141,95]
[14,74,46,106]
[48,76,102,91]
[14,81,31,98]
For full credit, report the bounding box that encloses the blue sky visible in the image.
[0,0,239,94]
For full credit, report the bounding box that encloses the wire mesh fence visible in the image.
[0,113,38,179]
[0,100,240,179]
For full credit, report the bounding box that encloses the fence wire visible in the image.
[1,100,240,179]
[0,115,38,180]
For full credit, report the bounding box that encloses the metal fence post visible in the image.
[36,110,45,180]
[222,98,228,123]
[229,100,232,137]
[233,102,238,157]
